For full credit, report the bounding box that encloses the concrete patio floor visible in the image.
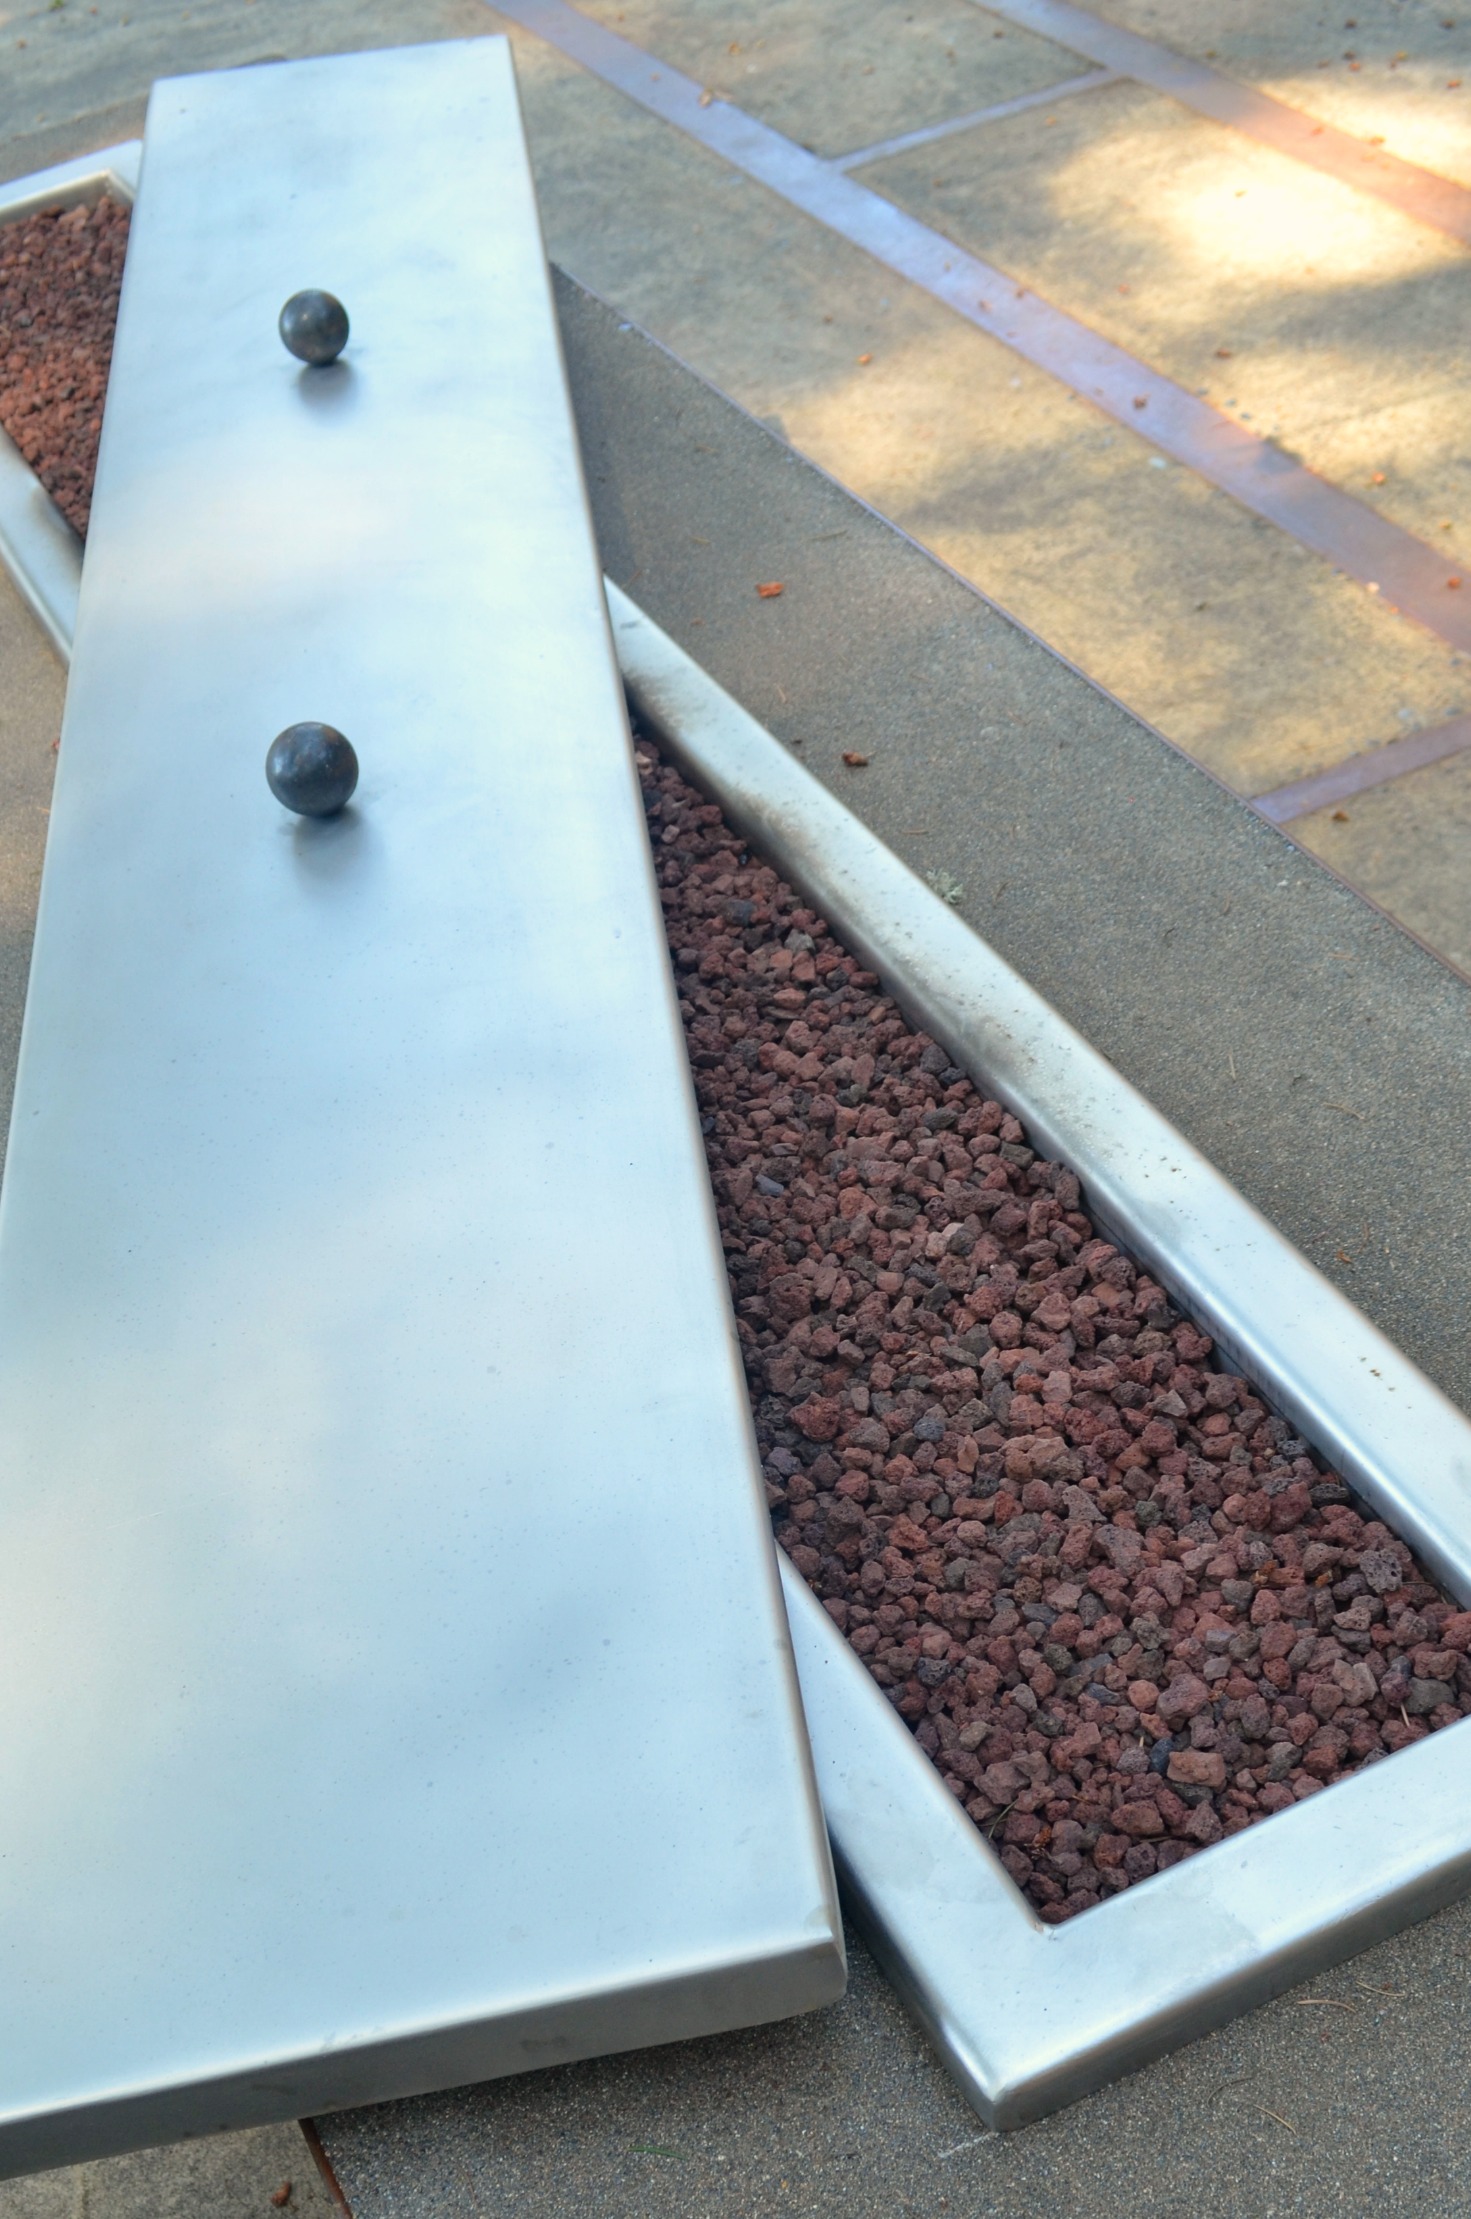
[2,0,1471,2210]
[6,0,1471,961]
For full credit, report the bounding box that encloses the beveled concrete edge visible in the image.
[7,140,1471,2140]
[610,578,1471,2127]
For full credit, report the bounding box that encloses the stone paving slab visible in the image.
[1295,743,1471,976]
[568,0,1087,157]
[1088,0,1471,188]
[486,5,1471,802]
[859,70,1471,555]
[0,2119,336,2219]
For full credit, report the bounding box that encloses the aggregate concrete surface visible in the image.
[2,1,1471,2214]
[321,1920,1471,2218]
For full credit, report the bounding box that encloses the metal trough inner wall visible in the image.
[0,56,841,2179]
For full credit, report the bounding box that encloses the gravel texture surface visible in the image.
[636,734,1471,1921]
[0,197,127,537]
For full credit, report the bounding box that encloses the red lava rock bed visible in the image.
[0,198,128,537]
[15,189,1471,1924]
[634,733,1471,1924]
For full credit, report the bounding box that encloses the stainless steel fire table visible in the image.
[0,42,842,2177]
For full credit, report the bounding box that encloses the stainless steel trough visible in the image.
[611,584,1471,2128]
[6,123,1471,2141]
[0,51,841,2178]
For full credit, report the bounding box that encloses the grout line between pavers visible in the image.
[486,0,1471,658]
[830,68,1116,170]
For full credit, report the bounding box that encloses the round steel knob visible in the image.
[266,723,359,817]
[278,289,350,366]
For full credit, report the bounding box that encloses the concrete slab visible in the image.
[568,0,1087,158]
[488,13,1471,797]
[858,72,1471,569]
[0,2124,339,2219]
[1294,743,1471,975]
[1089,0,1471,189]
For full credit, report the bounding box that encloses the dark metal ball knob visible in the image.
[279,289,349,366]
[266,723,359,817]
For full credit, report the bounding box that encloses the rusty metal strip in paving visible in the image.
[300,2122,356,2218]
[491,0,1471,655]
[831,68,1116,171]
[978,0,1471,249]
[1251,712,1471,823]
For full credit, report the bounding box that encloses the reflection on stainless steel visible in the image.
[610,581,1471,2125]
[0,51,840,2178]
[0,424,80,660]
